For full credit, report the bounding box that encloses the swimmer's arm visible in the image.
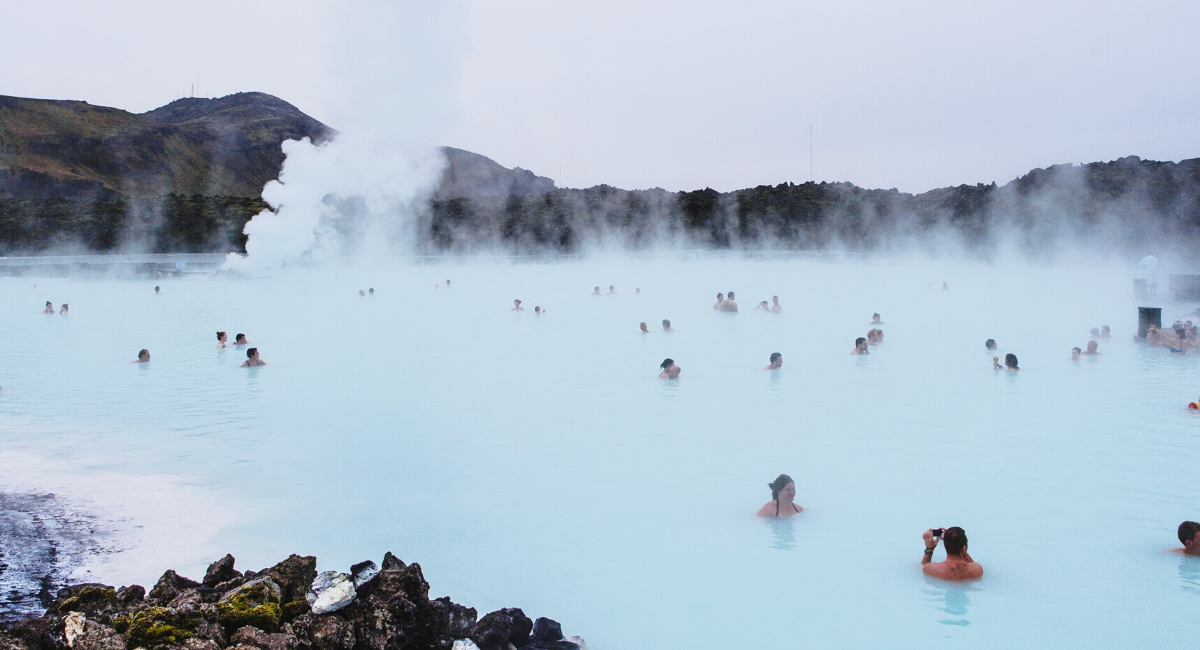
[921,529,938,565]
[756,503,774,517]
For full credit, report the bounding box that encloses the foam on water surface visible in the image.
[1,255,1198,648]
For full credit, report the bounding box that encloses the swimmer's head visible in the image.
[660,358,674,370]
[359,290,365,296]
[247,347,258,359]
[1005,353,1018,368]
[640,322,648,332]
[514,299,521,305]
[154,286,160,293]
[768,474,794,500]
[855,337,867,348]
[1102,325,1111,334]
[635,288,640,294]
[872,312,880,321]
[594,286,600,292]
[662,319,671,329]
[727,291,735,300]
[942,527,968,555]
[369,288,374,294]
[1178,521,1200,547]
[769,352,781,364]
[609,285,615,291]
[217,331,226,341]
[716,293,724,301]
[535,306,541,313]
[1090,328,1100,338]
[985,339,996,350]
[1086,340,1098,352]
[773,296,780,303]
[138,349,149,361]
[1072,347,1081,358]
[45,301,51,307]
[235,334,246,344]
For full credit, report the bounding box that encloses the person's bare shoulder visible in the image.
[756,502,775,517]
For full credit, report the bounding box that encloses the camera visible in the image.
[931,528,944,538]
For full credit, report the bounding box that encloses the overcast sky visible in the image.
[3,0,1198,193]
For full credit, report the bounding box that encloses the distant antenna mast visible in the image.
[809,126,813,182]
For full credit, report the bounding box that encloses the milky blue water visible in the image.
[2,255,1199,648]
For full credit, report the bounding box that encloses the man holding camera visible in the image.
[921,527,983,580]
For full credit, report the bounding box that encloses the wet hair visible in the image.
[154,286,160,292]
[855,337,867,347]
[639,322,648,330]
[535,306,541,313]
[1178,521,1200,544]
[1102,325,1110,332]
[1005,353,1018,368]
[138,349,149,359]
[985,339,996,350]
[873,312,880,318]
[727,291,735,299]
[609,285,614,290]
[369,288,374,294]
[1072,347,1081,353]
[773,296,779,301]
[660,358,674,370]
[768,474,794,500]
[943,527,968,555]
[594,286,600,291]
[247,347,258,358]
[235,333,246,342]
[769,352,781,363]
[217,331,225,340]
[662,319,671,328]
[45,301,52,306]
[716,293,724,300]
[1090,328,1100,337]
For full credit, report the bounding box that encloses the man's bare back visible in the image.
[921,528,983,581]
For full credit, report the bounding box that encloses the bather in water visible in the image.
[1083,340,1100,355]
[241,347,266,367]
[640,322,649,333]
[662,319,674,332]
[659,358,681,379]
[535,306,542,315]
[592,286,602,296]
[512,299,524,311]
[852,337,869,355]
[216,332,227,349]
[757,474,802,517]
[59,304,68,315]
[755,300,769,311]
[719,291,739,312]
[235,334,249,346]
[1177,521,1200,556]
[764,352,782,370]
[921,527,983,581]
[1101,325,1111,338]
[771,296,782,313]
[42,301,54,314]
[985,339,997,351]
[993,353,1018,371]
[1071,347,1081,360]
[870,312,884,325]
[133,349,150,363]
[608,285,617,295]
[712,293,724,310]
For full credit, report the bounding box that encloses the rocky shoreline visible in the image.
[0,553,586,650]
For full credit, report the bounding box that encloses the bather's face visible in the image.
[780,483,795,501]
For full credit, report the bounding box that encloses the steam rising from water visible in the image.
[227,0,467,271]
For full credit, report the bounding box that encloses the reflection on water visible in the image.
[923,581,973,628]
[765,515,796,550]
[1179,556,1200,595]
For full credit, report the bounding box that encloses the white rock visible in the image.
[450,640,480,650]
[306,571,356,614]
[63,612,86,648]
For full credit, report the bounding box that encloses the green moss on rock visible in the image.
[280,598,310,623]
[126,606,199,647]
[216,579,282,633]
[60,586,117,612]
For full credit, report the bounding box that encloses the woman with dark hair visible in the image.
[216,332,227,349]
[764,352,783,370]
[993,353,1018,371]
[42,301,54,314]
[658,358,681,379]
[241,348,266,367]
[59,304,68,315]
[757,474,802,517]
[235,333,248,345]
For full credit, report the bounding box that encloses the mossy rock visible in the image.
[60,586,117,613]
[125,606,200,647]
[280,598,310,623]
[216,577,282,633]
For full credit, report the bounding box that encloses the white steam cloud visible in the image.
[227,0,467,271]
